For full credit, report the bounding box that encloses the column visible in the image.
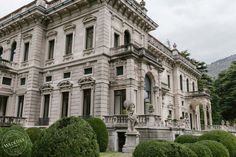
[203,106,208,127]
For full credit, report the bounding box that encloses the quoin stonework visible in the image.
[0,0,212,151]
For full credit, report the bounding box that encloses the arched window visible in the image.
[186,79,189,92]
[124,30,131,45]
[0,46,3,58]
[180,75,183,91]
[10,41,17,62]
[192,82,195,92]
[144,75,152,114]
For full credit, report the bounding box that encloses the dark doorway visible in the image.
[0,96,8,116]
[190,113,193,129]
[124,30,131,45]
[83,89,91,116]
[118,132,126,152]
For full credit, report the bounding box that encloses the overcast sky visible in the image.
[0,0,235,64]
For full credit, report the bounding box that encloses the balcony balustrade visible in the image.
[0,116,27,127]
[0,58,18,69]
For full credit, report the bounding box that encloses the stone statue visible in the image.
[36,0,46,7]
[124,101,137,132]
[221,120,225,126]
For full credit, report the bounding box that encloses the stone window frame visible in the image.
[16,95,25,118]
[46,31,58,63]
[84,67,93,76]
[112,29,121,48]
[63,23,76,60]
[40,92,53,120]
[63,71,72,79]
[20,77,26,86]
[21,34,32,66]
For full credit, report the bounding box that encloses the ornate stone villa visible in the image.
[0,0,215,151]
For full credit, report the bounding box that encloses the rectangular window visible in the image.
[116,66,124,76]
[169,110,172,117]
[20,78,26,85]
[61,92,69,118]
[86,26,94,49]
[23,42,29,62]
[2,77,12,86]
[65,33,73,55]
[84,68,93,75]
[114,33,120,48]
[17,96,24,118]
[114,90,126,115]
[182,112,185,118]
[46,76,52,82]
[167,75,170,88]
[83,89,91,116]
[64,72,71,79]
[48,40,55,60]
[43,95,50,118]
[182,101,184,106]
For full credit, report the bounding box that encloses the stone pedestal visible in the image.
[122,132,140,153]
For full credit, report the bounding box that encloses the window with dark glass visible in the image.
[116,66,124,76]
[182,112,185,118]
[23,42,29,62]
[167,75,170,88]
[2,77,12,86]
[46,76,52,82]
[144,75,152,114]
[64,72,71,79]
[114,90,126,115]
[180,75,183,91]
[114,33,120,48]
[48,40,55,60]
[17,96,24,117]
[0,46,3,58]
[65,33,73,55]
[169,110,172,117]
[186,79,189,92]
[86,26,94,49]
[192,82,195,92]
[43,95,50,118]
[0,96,8,116]
[84,68,92,75]
[61,92,69,118]
[124,30,131,45]
[83,89,91,116]
[182,101,184,106]
[10,41,17,62]
[20,78,26,85]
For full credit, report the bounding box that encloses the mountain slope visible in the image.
[207,54,236,78]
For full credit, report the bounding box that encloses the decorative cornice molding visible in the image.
[57,80,73,89]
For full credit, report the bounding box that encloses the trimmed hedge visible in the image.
[199,130,236,157]
[85,117,108,152]
[33,116,99,157]
[0,125,32,157]
[133,140,197,157]
[175,135,199,144]
[26,128,45,144]
[197,140,230,157]
[185,143,213,157]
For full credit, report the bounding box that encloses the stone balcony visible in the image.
[187,91,211,98]
[0,116,27,127]
[0,58,18,70]
[204,125,236,133]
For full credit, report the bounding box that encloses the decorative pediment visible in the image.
[46,31,58,38]
[78,76,95,85]
[63,23,76,32]
[83,16,97,24]
[57,80,73,89]
[40,83,54,93]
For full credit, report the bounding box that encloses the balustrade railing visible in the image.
[0,116,27,127]
[0,58,18,69]
[204,125,236,133]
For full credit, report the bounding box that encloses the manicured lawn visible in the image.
[100,152,132,157]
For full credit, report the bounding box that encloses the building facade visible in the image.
[0,0,212,151]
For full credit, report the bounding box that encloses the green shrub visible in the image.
[85,117,108,152]
[184,143,213,157]
[26,127,45,144]
[199,130,236,157]
[175,135,199,144]
[133,140,197,157]
[197,140,229,157]
[33,116,99,157]
[0,125,32,157]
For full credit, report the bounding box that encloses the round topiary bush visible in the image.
[0,125,32,157]
[33,116,99,157]
[133,140,197,157]
[197,140,229,157]
[199,130,236,157]
[26,127,45,144]
[85,117,108,152]
[133,140,168,157]
[184,143,213,157]
[175,135,199,144]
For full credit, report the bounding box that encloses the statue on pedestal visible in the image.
[124,100,137,132]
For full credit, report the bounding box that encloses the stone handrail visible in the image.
[0,116,27,127]
[0,58,18,69]
[204,125,236,133]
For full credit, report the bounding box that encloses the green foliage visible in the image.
[0,126,32,157]
[199,130,236,157]
[197,140,229,157]
[174,135,199,144]
[26,128,45,144]
[33,116,99,157]
[184,143,213,157]
[85,117,108,152]
[133,140,197,157]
